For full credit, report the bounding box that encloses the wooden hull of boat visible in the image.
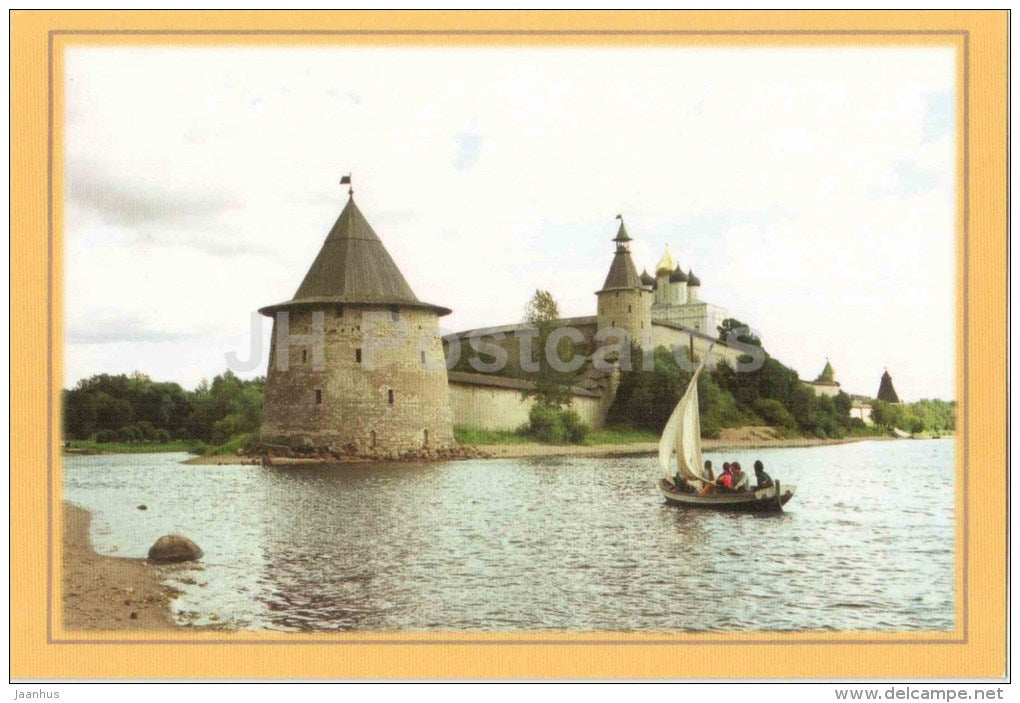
[658,479,795,513]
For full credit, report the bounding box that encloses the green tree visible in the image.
[871,400,903,429]
[521,290,575,409]
[62,370,266,447]
[607,346,693,433]
[717,318,761,347]
[135,420,157,441]
[523,289,559,326]
[63,389,98,439]
[96,394,133,430]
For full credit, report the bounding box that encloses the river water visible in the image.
[63,438,955,632]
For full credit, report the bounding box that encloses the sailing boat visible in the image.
[658,348,796,512]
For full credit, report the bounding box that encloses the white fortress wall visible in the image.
[448,373,605,431]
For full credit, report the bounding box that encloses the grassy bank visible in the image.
[586,426,659,444]
[455,424,659,447]
[453,426,531,445]
[200,432,258,457]
[65,432,259,457]
[65,439,206,455]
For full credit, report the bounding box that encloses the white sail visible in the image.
[658,347,714,486]
[658,400,682,482]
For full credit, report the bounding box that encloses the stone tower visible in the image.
[259,187,454,454]
[876,369,901,404]
[596,217,652,346]
[817,359,836,383]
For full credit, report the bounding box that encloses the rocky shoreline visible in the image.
[184,443,496,466]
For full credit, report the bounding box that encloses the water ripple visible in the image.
[63,439,956,632]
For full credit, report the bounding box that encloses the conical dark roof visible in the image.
[687,269,701,287]
[639,268,656,287]
[816,359,836,383]
[599,249,641,291]
[260,195,451,316]
[613,220,631,243]
[669,264,687,283]
[877,370,900,403]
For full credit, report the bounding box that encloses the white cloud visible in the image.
[64,45,955,400]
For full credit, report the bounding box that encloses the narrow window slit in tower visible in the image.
[423,429,429,447]
[420,350,426,364]
[355,348,362,363]
[388,389,395,405]
[301,349,308,364]
[370,431,377,449]
[314,389,322,405]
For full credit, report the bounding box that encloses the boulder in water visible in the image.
[147,535,203,563]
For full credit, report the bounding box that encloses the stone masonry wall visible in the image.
[650,323,749,369]
[448,382,604,431]
[802,381,842,398]
[261,305,454,453]
[596,288,653,347]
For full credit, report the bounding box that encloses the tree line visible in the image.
[606,319,955,440]
[63,371,264,449]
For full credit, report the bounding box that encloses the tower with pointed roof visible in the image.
[596,217,652,346]
[802,357,841,397]
[259,186,454,455]
[816,359,836,384]
[876,369,900,404]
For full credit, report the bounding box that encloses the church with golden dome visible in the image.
[640,243,728,336]
[443,215,746,434]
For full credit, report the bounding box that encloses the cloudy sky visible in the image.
[64,45,956,401]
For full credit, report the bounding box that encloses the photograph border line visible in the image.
[46,27,971,648]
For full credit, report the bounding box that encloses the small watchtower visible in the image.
[595,216,652,346]
[876,369,901,404]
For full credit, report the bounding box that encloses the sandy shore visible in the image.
[62,502,183,631]
[476,432,893,459]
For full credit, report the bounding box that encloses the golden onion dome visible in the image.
[655,246,676,276]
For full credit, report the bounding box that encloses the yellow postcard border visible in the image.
[10,10,1007,679]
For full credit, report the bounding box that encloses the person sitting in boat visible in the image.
[671,468,695,493]
[730,462,750,491]
[702,460,715,482]
[754,460,774,489]
[716,464,734,490]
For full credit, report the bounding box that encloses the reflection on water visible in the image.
[63,438,955,632]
